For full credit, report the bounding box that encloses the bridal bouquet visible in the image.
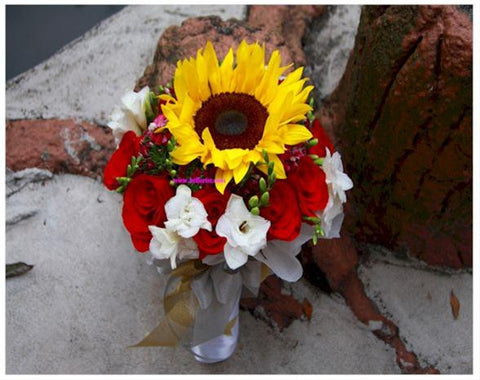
[104,40,353,362]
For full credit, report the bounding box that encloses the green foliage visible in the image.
[144,91,159,124]
[306,95,315,123]
[116,156,143,193]
[247,149,278,214]
[149,145,170,172]
[306,138,318,148]
[302,216,325,245]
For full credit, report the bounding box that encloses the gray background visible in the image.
[6,5,125,80]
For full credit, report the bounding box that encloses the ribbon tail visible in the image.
[129,260,208,348]
[224,317,238,336]
[129,318,180,348]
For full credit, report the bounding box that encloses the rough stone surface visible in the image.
[6,5,246,124]
[240,275,311,331]
[135,5,326,91]
[6,119,115,179]
[6,175,400,374]
[6,168,54,198]
[358,246,472,374]
[304,5,362,102]
[301,238,439,374]
[319,5,472,269]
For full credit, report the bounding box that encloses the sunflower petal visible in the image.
[182,59,201,101]
[204,41,221,94]
[233,161,251,184]
[224,149,247,169]
[255,50,284,105]
[269,153,287,179]
[220,48,234,92]
[281,124,313,145]
[280,103,312,125]
[233,41,264,94]
[280,66,304,87]
[159,93,176,103]
[201,128,226,170]
[179,94,196,124]
[173,63,188,102]
[294,85,314,104]
[215,168,233,194]
[256,138,284,154]
[170,139,205,165]
[195,50,211,101]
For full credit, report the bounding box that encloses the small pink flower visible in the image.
[153,114,167,128]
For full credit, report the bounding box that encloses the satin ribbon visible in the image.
[130,258,271,362]
[190,292,241,363]
[130,260,208,348]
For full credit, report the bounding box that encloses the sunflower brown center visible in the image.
[194,93,268,150]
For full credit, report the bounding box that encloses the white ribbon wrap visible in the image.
[187,260,264,362]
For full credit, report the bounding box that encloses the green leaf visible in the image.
[6,262,34,278]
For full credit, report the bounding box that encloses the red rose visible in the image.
[122,174,174,252]
[288,156,329,217]
[309,119,335,157]
[103,131,140,190]
[192,187,229,259]
[260,180,301,241]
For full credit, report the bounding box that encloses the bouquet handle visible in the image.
[190,291,240,363]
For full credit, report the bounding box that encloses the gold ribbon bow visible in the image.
[130,259,271,348]
[130,260,208,347]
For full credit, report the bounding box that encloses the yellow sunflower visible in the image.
[161,40,314,193]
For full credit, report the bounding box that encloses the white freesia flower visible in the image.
[254,223,314,282]
[107,86,150,141]
[164,185,212,238]
[318,191,345,239]
[216,195,270,270]
[148,226,199,269]
[322,148,353,203]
